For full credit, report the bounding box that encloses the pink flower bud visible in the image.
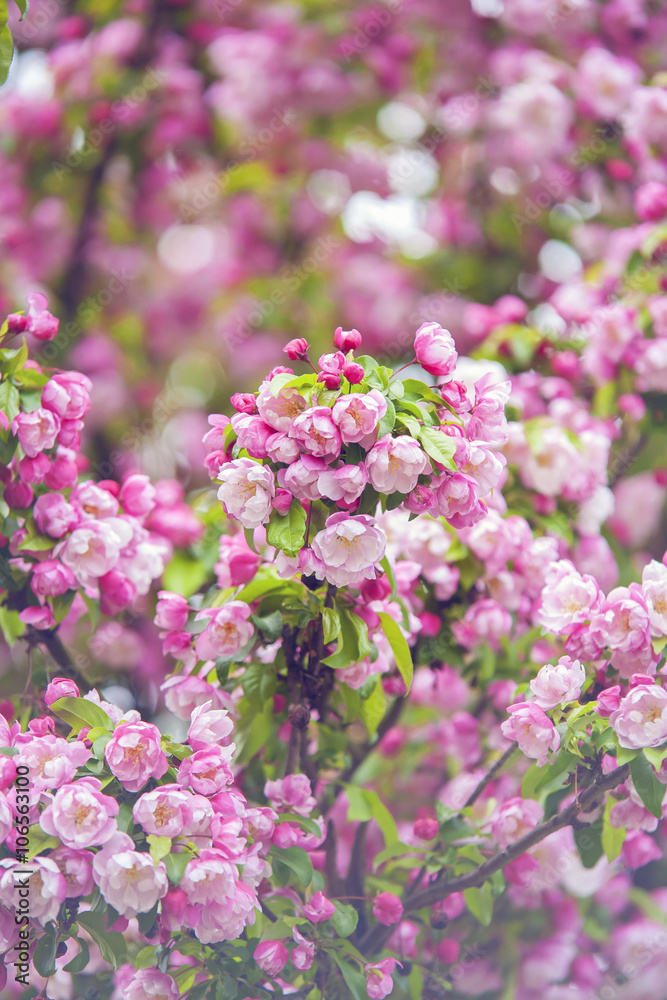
[230,393,257,414]
[303,890,336,923]
[6,313,28,335]
[254,940,289,977]
[595,686,621,717]
[272,489,293,514]
[414,321,458,377]
[359,576,392,603]
[319,352,345,373]
[19,606,56,629]
[283,338,309,360]
[26,292,59,341]
[5,481,34,509]
[119,474,156,517]
[342,361,364,384]
[373,892,404,926]
[404,485,436,513]
[635,181,667,222]
[618,393,646,421]
[413,817,439,840]
[44,677,80,707]
[334,326,362,352]
[436,940,460,963]
[418,611,441,637]
[317,370,341,389]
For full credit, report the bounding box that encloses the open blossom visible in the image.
[590,587,655,677]
[257,383,308,431]
[536,561,603,634]
[12,408,60,457]
[217,458,275,529]
[303,890,336,923]
[491,798,543,849]
[365,958,401,1000]
[366,434,431,495]
[181,849,237,905]
[414,321,458,377]
[194,880,260,943]
[33,493,79,538]
[311,512,386,588]
[93,835,169,917]
[154,590,190,631]
[30,560,76,601]
[609,684,667,749]
[39,777,119,848]
[125,969,180,1000]
[188,701,235,749]
[55,518,125,589]
[50,846,95,898]
[178,744,235,795]
[0,858,67,924]
[290,405,342,461]
[42,371,92,421]
[332,390,387,448]
[44,677,80,707]
[292,927,315,970]
[641,560,667,637]
[215,534,259,587]
[265,774,317,817]
[317,462,368,505]
[195,601,254,660]
[104,721,169,792]
[161,675,232,720]
[133,785,213,838]
[16,735,91,789]
[254,939,289,977]
[279,454,328,501]
[501,703,561,766]
[530,657,586,711]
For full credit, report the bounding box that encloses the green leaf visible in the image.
[601,796,626,863]
[49,696,113,734]
[574,814,604,869]
[322,608,370,670]
[268,372,297,396]
[419,426,457,469]
[0,380,20,424]
[163,552,208,598]
[147,834,172,864]
[377,397,396,437]
[33,925,58,978]
[630,754,665,819]
[14,0,29,21]
[241,661,277,711]
[134,945,158,971]
[237,568,289,603]
[64,937,90,974]
[402,379,447,407]
[615,744,639,766]
[359,674,386,738]
[0,23,13,89]
[330,902,359,938]
[275,813,323,838]
[347,788,398,846]
[266,500,307,557]
[252,609,283,641]
[270,846,313,887]
[377,612,413,692]
[322,606,340,644]
[0,339,28,375]
[165,851,191,886]
[464,884,494,926]
[643,743,667,769]
[136,903,160,936]
[76,912,127,969]
[334,957,368,1000]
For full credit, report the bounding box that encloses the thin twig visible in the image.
[464,744,517,809]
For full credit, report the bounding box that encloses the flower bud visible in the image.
[342,361,364,384]
[283,338,309,360]
[230,392,257,414]
[334,326,362,352]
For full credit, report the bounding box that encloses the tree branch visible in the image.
[464,743,517,809]
[24,626,79,680]
[358,761,630,955]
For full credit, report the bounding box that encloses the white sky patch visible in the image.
[158,225,216,274]
[341,191,437,259]
[0,49,54,100]
[538,239,583,283]
[377,102,427,142]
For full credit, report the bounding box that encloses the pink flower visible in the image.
[230,392,257,414]
[529,657,586,711]
[501,703,561,767]
[590,587,656,677]
[435,473,483,527]
[264,774,316,817]
[161,675,231,720]
[279,454,328,501]
[93,835,169,917]
[257,383,308,432]
[33,493,79,539]
[290,406,342,461]
[404,485,436,513]
[55,518,125,589]
[231,413,275,458]
[365,957,401,999]
[133,785,213,838]
[217,458,275,529]
[25,292,59,341]
[642,560,667,637]
[181,848,240,905]
[44,677,80,707]
[635,181,667,221]
[596,686,621,718]
[373,892,404,926]
[266,432,301,465]
[194,601,254,660]
[119,474,156,517]
[178,744,235,795]
[334,327,362,352]
[292,927,315,970]
[303,890,336,923]
[284,338,309,360]
[12,408,60,457]
[366,434,431,495]
[193,880,260,942]
[41,372,92,420]
[311,512,386,588]
[30,560,76,602]
[19,606,55,629]
[215,534,260,587]
[343,361,365,384]
[50,846,95,898]
[609,684,667,749]
[16,735,91,790]
[317,462,368,506]
[536,561,603,635]
[0,857,66,924]
[491,797,543,849]
[126,969,180,1000]
[188,701,235,750]
[452,599,512,651]
[413,817,439,840]
[39,777,119,848]
[332,390,387,448]
[254,939,290,977]
[154,590,190,631]
[104,721,169,792]
[414,321,457,377]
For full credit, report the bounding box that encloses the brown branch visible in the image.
[358,762,631,956]
[464,744,517,809]
[24,626,79,680]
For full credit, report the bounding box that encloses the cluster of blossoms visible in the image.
[205,322,508,591]
[0,299,203,635]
